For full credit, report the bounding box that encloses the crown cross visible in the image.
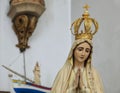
[83,4,90,11]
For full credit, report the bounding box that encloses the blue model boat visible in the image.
[2,65,51,93]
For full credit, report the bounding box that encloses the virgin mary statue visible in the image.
[51,5,104,93]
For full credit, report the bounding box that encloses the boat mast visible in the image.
[23,51,26,82]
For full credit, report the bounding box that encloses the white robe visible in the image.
[51,39,104,93]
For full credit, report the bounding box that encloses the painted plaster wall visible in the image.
[0,0,71,91]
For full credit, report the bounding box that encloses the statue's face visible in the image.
[74,42,91,63]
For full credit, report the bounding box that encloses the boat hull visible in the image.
[12,80,51,93]
[14,88,46,93]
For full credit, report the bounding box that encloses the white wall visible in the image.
[71,0,120,93]
[0,0,71,91]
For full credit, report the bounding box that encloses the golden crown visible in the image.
[70,4,99,40]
